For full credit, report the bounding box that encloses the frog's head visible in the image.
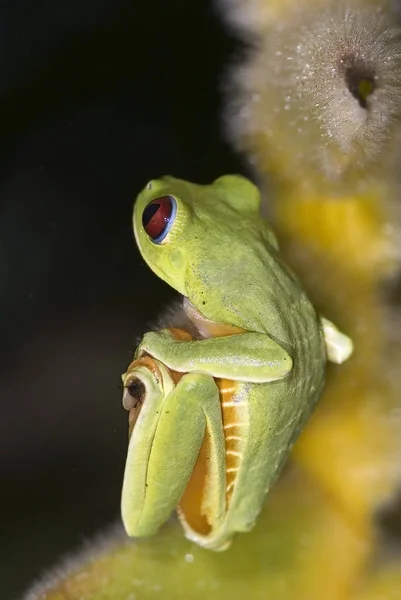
[133,175,265,298]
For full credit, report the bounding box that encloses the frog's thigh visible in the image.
[320,317,353,364]
[146,371,226,518]
[123,372,224,537]
[149,371,224,477]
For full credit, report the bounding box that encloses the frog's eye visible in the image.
[142,195,177,244]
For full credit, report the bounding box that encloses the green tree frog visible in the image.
[121,175,353,551]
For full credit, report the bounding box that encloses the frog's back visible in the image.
[197,226,324,350]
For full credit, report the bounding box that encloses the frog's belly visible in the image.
[177,355,325,551]
[183,297,326,545]
[224,337,326,536]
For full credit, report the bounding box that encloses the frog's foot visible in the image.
[320,317,353,364]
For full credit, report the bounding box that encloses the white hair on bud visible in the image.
[222,0,401,183]
[297,4,401,156]
[20,523,128,600]
[218,0,286,38]
[153,298,199,337]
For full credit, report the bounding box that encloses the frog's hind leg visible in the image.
[320,317,354,365]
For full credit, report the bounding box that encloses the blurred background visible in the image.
[0,1,243,597]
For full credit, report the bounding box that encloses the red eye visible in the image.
[142,195,177,244]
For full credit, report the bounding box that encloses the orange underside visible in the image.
[178,376,243,535]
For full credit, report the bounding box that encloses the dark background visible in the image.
[0,2,243,597]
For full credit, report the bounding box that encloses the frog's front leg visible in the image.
[121,361,226,539]
[136,328,293,382]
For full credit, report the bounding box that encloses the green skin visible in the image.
[121,175,353,551]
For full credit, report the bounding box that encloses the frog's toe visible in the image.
[320,317,354,364]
